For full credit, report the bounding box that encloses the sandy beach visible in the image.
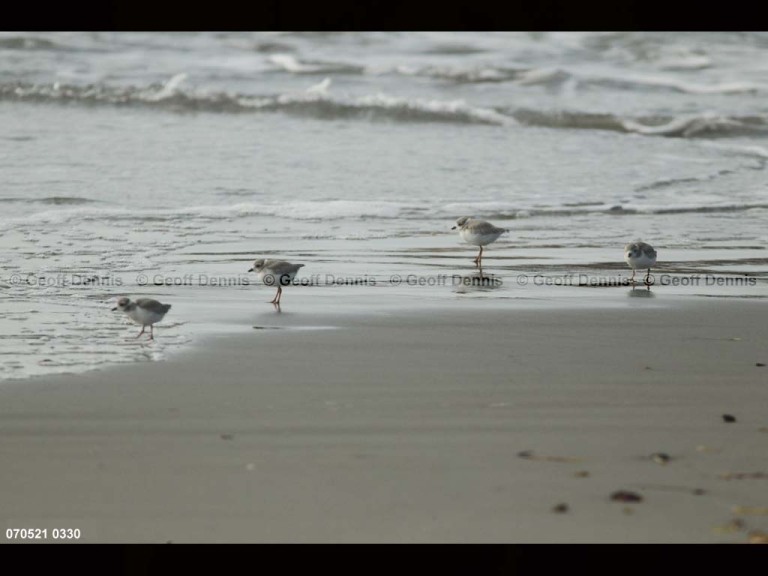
[1,297,766,543]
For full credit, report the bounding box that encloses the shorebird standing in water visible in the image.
[112,297,172,340]
[452,216,509,267]
[248,259,304,305]
[624,241,657,286]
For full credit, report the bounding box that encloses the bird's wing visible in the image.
[269,262,305,276]
[470,220,506,235]
[135,298,171,314]
[638,243,657,258]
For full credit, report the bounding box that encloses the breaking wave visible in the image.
[266,55,762,95]
[0,196,98,205]
[2,78,767,137]
[509,109,768,138]
[5,199,768,230]
[0,80,513,127]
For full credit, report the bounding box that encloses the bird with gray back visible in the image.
[112,297,172,340]
[452,216,509,267]
[248,259,305,306]
[624,241,658,286]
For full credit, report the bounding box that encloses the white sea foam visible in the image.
[657,54,712,71]
[268,54,365,75]
[269,54,317,73]
[306,77,332,95]
[143,72,188,101]
[621,113,744,137]
[584,72,761,94]
[5,195,768,233]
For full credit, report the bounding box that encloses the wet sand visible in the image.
[1,299,767,543]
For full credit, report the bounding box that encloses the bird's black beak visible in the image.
[247,268,253,272]
[451,226,456,230]
[111,307,117,311]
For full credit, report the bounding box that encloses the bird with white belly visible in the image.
[624,241,657,286]
[452,216,509,267]
[112,297,172,340]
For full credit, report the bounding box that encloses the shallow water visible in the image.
[1,32,767,380]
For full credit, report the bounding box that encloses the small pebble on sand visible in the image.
[651,452,671,465]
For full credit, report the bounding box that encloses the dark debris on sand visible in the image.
[610,490,644,503]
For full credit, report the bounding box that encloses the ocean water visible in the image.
[1,31,767,380]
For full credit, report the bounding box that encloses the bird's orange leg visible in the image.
[474,246,483,267]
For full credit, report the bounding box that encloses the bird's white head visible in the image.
[624,242,641,259]
[248,259,266,273]
[452,216,473,230]
[112,296,131,312]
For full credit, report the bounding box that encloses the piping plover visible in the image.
[112,297,172,340]
[248,259,305,305]
[452,216,509,267]
[624,241,657,286]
